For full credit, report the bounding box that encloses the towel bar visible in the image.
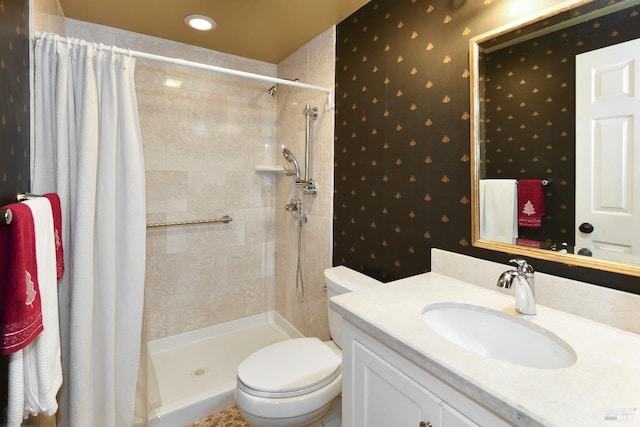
[17,193,42,201]
[1,209,12,225]
[1,193,43,225]
[146,215,233,228]
[516,179,552,186]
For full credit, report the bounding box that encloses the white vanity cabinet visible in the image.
[342,322,512,427]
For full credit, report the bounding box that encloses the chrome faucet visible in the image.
[497,258,536,315]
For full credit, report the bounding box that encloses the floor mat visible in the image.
[189,406,252,427]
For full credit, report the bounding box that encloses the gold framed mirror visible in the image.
[470,0,640,277]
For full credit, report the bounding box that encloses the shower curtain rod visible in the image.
[35,32,334,109]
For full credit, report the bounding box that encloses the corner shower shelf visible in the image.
[254,165,288,174]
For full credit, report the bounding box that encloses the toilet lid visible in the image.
[237,337,341,397]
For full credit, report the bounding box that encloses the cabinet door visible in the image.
[352,340,442,427]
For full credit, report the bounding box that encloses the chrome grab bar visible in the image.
[146,215,233,228]
[1,193,233,228]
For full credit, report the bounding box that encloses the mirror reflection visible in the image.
[472,0,640,273]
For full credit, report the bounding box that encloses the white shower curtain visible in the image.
[32,35,146,426]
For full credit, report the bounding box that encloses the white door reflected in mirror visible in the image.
[575,38,640,264]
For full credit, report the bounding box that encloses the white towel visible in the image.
[7,198,63,425]
[479,179,518,244]
[6,352,24,426]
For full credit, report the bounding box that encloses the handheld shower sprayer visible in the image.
[282,148,301,181]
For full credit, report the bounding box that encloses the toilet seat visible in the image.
[237,337,341,399]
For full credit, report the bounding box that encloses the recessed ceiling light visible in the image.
[184,14,217,31]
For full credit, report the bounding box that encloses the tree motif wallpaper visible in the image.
[334,0,640,293]
[482,6,640,246]
[0,0,30,206]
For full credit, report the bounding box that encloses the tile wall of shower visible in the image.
[58,17,335,341]
[33,0,65,35]
[275,29,335,340]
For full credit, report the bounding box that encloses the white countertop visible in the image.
[330,272,640,427]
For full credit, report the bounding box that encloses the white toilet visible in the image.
[235,266,381,427]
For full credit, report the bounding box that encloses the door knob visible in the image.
[578,222,594,233]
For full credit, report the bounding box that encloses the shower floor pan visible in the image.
[148,311,303,427]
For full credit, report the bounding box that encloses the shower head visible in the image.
[282,148,301,181]
[267,78,300,97]
[267,83,279,97]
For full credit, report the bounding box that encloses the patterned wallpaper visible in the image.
[0,0,30,416]
[334,0,486,281]
[334,0,640,294]
[483,6,640,246]
[0,0,30,206]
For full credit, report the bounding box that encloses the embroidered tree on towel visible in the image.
[522,200,536,216]
[25,271,37,307]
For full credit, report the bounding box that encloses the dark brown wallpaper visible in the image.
[0,0,30,206]
[0,0,30,417]
[483,6,640,246]
[334,0,640,294]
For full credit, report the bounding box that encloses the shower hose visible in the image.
[296,196,305,303]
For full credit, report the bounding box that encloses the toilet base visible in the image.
[315,396,341,427]
[238,395,340,427]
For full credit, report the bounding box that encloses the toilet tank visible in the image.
[324,266,382,349]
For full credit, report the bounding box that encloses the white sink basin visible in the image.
[422,303,577,369]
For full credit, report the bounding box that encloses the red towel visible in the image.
[0,203,44,354]
[518,179,546,228]
[43,193,64,280]
[516,237,541,248]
